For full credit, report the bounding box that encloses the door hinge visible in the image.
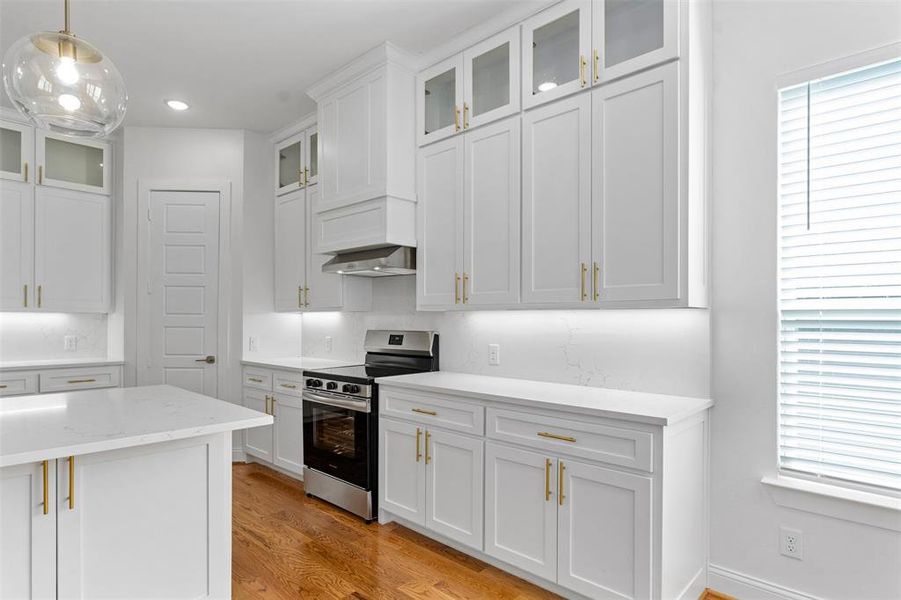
[147,208,152,221]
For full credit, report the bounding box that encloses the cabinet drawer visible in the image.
[381,387,484,435]
[39,366,121,393]
[242,368,272,391]
[0,372,38,396]
[272,370,303,397]
[486,408,654,472]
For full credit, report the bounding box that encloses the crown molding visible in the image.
[306,41,418,101]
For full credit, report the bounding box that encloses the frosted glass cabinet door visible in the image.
[35,131,109,195]
[592,0,678,84]
[522,0,591,109]
[305,127,319,187]
[0,120,34,183]
[462,27,520,130]
[418,54,464,146]
[275,132,305,196]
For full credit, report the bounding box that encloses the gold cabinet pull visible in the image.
[42,460,49,515]
[545,458,552,502]
[454,105,461,132]
[425,430,431,464]
[68,456,75,510]
[304,286,310,307]
[558,460,565,506]
[411,408,437,416]
[24,161,29,183]
[264,395,269,414]
[23,284,27,307]
[593,262,600,301]
[247,377,263,383]
[454,273,461,304]
[37,285,42,308]
[298,167,304,188]
[415,427,422,462]
[579,55,587,88]
[593,49,600,83]
[298,285,303,309]
[462,272,469,304]
[304,167,310,187]
[580,263,587,301]
[0,385,7,389]
[463,102,470,129]
[271,396,277,411]
[280,383,297,389]
[67,378,96,384]
[538,431,577,443]
[38,165,43,185]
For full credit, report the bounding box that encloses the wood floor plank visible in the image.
[232,462,561,599]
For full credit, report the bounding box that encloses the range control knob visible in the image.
[326,381,338,390]
[305,378,314,387]
[308,379,322,388]
[343,384,361,394]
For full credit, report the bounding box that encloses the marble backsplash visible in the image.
[301,278,710,398]
[0,313,109,361]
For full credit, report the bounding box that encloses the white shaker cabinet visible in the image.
[418,54,465,146]
[592,0,679,85]
[272,392,304,475]
[379,418,425,525]
[241,369,304,476]
[273,188,307,311]
[521,94,592,305]
[274,131,305,196]
[424,428,484,549]
[35,131,110,196]
[0,181,34,310]
[0,461,56,600]
[243,388,274,462]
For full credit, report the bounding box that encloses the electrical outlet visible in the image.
[488,344,500,366]
[325,336,333,353]
[64,335,78,351]
[248,336,258,353]
[780,526,803,560]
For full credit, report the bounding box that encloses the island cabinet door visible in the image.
[424,429,484,550]
[272,393,304,475]
[57,434,231,600]
[379,418,425,525]
[484,442,557,582]
[557,458,652,600]
[0,461,56,600]
[244,389,274,462]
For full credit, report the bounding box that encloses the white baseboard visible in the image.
[708,564,822,600]
[232,448,247,463]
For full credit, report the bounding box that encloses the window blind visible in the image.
[778,57,901,491]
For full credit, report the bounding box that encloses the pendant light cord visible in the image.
[63,0,71,34]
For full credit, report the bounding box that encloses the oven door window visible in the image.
[303,401,370,489]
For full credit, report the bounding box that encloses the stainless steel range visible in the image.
[302,330,438,521]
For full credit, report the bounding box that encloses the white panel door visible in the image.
[0,181,34,310]
[272,393,304,475]
[305,184,343,310]
[33,187,110,312]
[463,116,520,306]
[0,461,56,600]
[522,94,592,304]
[274,188,306,311]
[593,62,679,303]
[147,190,219,395]
[243,389,273,462]
[425,429,484,550]
[557,459,652,600]
[592,0,679,85]
[484,442,557,581]
[57,436,230,600]
[379,418,426,526]
[0,120,34,183]
[416,136,464,309]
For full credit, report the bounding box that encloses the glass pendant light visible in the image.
[2,0,127,137]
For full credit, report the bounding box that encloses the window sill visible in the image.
[761,475,901,532]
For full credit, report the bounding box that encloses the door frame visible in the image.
[135,179,232,403]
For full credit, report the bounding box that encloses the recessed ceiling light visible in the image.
[165,99,189,111]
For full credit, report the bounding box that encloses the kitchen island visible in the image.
[0,384,271,600]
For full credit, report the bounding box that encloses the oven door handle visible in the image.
[303,390,370,413]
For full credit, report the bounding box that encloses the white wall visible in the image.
[302,277,710,398]
[0,313,108,360]
[710,1,901,599]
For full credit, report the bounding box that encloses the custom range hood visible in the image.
[322,246,416,277]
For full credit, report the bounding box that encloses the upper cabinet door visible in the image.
[35,131,109,195]
[304,126,319,188]
[274,132,305,196]
[522,0,591,110]
[418,54,465,146]
[0,181,35,310]
[463,27,521,131]
[304,184,342,310]
[33,187,110,312]
[273,188,306,311]
[592,62,679,304]
[0,121,34,183]
[462,116,520,307]
[592,0,679,85]
[522,94,592,305]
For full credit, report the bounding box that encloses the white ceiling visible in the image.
[0,0,536,133]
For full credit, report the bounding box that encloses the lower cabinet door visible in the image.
[272,393,304,475]
[557,458,652,599]
[243,389,273,462]
[56,435,230,599]
[379,418,426,525]
[0,461,56,600]
[424,429,483,550]
[484,442,557,581]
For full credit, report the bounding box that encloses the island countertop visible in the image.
[0,384,272,467]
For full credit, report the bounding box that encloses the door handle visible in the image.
[195,355,216,364]
[558,460,566,506]
[416,427,422,462]
[545,458,552,502]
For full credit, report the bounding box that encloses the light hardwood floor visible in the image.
[233,462,561,599]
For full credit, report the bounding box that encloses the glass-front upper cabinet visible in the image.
[522,0,591,109]
[305,127,319,188]
[592,0,678,83]
[275,131,305,196]
[463,27,520,130]
[36,130,109,195]
[0,120,34,183]
[418,54,465,146]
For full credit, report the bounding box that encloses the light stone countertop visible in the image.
[241,356,360,373]
[0,358,125,372]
